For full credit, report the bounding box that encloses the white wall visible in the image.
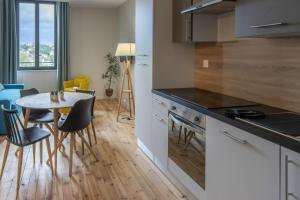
[118,0,135,43]
[69,7,119,99]
[17,70,57,92]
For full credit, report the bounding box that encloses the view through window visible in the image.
[18,1,56,70]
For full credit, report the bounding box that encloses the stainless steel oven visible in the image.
[168,101,206,189]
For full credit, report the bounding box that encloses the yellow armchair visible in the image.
[63,76,89,92]
[61,76,90,115]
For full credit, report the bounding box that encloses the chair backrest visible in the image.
[75,89,95,96]
[1,105,25,145]
[20,88,39,98]
[60,97,95,132]
[76,89,96,116]
[20,88,48,116]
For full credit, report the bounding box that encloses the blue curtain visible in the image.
[0,0,17,84]
[56,2,70,90]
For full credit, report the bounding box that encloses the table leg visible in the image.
[24,108,31,128]
[53,109,59,175]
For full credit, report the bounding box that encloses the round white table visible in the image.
[16,92,93,175]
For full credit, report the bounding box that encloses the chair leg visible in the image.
[91,120,97,144]
[184,131,195,150]
[80,131,85,155]
[45,138,53,174]
[39,124,44,164]
[32,144,36,165]
[178,126,183,144]
[0,141,10,179]
[86,128,92,146]
[69,133,75,177]
[73,134,77,151]
[78,132,98,161]
[16,147,24,194]
[46,132,69,165]
[40,141,43,164]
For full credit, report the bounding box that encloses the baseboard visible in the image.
[137,139,154,161]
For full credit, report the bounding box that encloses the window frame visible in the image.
[16,0,57,71]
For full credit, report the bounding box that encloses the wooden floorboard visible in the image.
[0,100,183,200]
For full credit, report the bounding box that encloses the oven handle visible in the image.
[169,113,205,133]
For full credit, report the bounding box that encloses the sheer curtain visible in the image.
[56,1,70,90]
[0,0,17,84]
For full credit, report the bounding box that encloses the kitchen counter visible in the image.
[153,88,300,153]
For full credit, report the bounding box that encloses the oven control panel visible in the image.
[169,101,206,129]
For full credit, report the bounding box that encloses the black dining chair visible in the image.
[51,97,98,176]
[75,89,97,145]
[0,105,53,194]
[20,88,56,164]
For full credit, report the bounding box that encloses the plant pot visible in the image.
[105,88,114,97]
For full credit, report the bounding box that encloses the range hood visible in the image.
[181,0,236,15]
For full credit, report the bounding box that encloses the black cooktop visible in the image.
[237,113,300,137]
[169,88,258,109]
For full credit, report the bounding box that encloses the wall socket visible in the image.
[203,59,209,68]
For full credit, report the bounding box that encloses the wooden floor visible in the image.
[0,100,184,200]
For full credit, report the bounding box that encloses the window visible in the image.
[17,1,56,70]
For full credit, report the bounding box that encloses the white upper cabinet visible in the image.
[206,116,280,200]
[136,0,153,58]
[281,147,300,200]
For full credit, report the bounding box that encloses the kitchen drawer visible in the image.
[236,0,300,38]
[151,110,168,171]
[152,94,170,117]
[206,116,280,200]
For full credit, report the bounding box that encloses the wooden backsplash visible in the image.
[195,38,300,113]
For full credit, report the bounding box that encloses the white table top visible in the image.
[16,92,93,109]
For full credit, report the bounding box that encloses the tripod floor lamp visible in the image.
[115,43,136,122]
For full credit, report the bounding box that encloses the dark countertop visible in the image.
[153,88,300,154]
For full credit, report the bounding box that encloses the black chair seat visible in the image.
[29,111,55,123]
[10,127,51,146]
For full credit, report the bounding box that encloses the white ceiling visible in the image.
[68,0,127,8]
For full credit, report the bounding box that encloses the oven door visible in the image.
[168,112,206,189]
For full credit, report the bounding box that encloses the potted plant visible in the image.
[102,52,120,97]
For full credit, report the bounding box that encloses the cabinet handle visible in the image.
[137,54,149,57]
[251,22,285,28]
[285,156,300,200]
[138,63,149,67]
[154,98,165,105]
[153,114,166,123]
[222,130,248,144]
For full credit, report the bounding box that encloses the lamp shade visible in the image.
[115,43,136,57]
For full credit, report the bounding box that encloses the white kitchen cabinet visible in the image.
[151,110,168,171]
[135,0,194,158]
[206,116,280,200]
[281,147,300,200]
[135,0,154,159]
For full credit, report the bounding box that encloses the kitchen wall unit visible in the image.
[194,37,300,113]
[236,0,300,38]
[281,147,300,200]
[173,0,235,43]
[172,0,193,42]
[206,116,280,200]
